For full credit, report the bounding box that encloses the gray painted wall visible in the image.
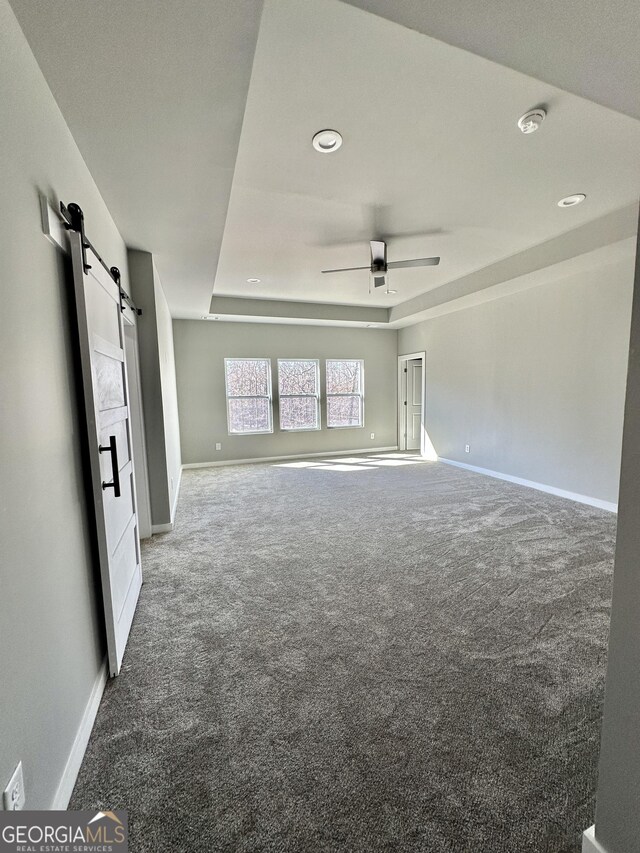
[174,321,398,464]
[0,0,129,809]
[594,216,640,853]
[398,253,635,504]
[128,251,181,526]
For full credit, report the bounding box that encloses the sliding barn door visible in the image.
[70,232,142,676]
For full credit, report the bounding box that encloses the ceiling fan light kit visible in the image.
[370,269,390,293]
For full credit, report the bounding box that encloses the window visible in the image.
[224,358,273,434]
[278,359,320,431]
[326,359,364,428]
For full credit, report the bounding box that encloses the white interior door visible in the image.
[406,358,423,450]
[70,233,142,676]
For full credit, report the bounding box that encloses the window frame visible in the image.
[325,358,365,429]
[224,357,274,436]
[277,358,321,432]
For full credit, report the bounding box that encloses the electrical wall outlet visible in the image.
[370,433,375,440]
[3,761,25,811]
[215,443,222,451]
[465,444,470,453]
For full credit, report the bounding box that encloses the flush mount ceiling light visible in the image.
[246,278,261,283]
[558,193,586,208]
[387,289,398,294]
[312,129,343,153]
[517,108,546,134]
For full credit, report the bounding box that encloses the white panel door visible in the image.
[406,359,423,451]
[70,233,142,676]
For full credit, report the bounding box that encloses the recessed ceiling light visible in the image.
[557,194,586,208]
[247,278,261,283]
[312,129,343,153]
[517,108,546,134]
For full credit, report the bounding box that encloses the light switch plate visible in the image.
[3,761,25,811]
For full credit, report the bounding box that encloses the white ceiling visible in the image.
[214,0,640,309]
[9,0,264,313]
[343,0,640,121]
[9,0,640,323]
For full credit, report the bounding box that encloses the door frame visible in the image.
[397,351,426,453]
[123,314,153,540]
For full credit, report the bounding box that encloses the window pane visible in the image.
[326,360,361,394]
[228,398,271,433]
[280,396,318,430]
[278,360,318,395]
[327,395,362,427]
[225,359,270,397]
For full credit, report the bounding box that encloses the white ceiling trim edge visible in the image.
[389,204,638,325]
[389,237,636,328]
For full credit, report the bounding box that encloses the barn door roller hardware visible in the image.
[60,201,142,316]
[108,265,138,315]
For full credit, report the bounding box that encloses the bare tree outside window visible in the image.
[224,358,273,433]
[326,359,364,427]
[278,359,320,430]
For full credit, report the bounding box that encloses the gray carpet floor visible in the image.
[71,453,616,852]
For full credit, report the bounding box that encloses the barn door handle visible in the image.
[99,435,121,497]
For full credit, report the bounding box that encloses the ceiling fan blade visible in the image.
[370,240,387,268]
[321,265,370,274]
[387,256,440,269]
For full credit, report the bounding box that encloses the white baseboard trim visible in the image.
[582,826,609,853]
[51,658,108,809]
[182,446,399,470]
[438,458,618,513]
[170,466,182,524]
[151,521,174,534]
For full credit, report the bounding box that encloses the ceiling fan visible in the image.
[321,240,440,289]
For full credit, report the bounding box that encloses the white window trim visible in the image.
[326,358,365,429]
[277,358,321,432]
[224,357,274,435]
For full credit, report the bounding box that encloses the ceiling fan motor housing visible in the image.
[371,240,388,286]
